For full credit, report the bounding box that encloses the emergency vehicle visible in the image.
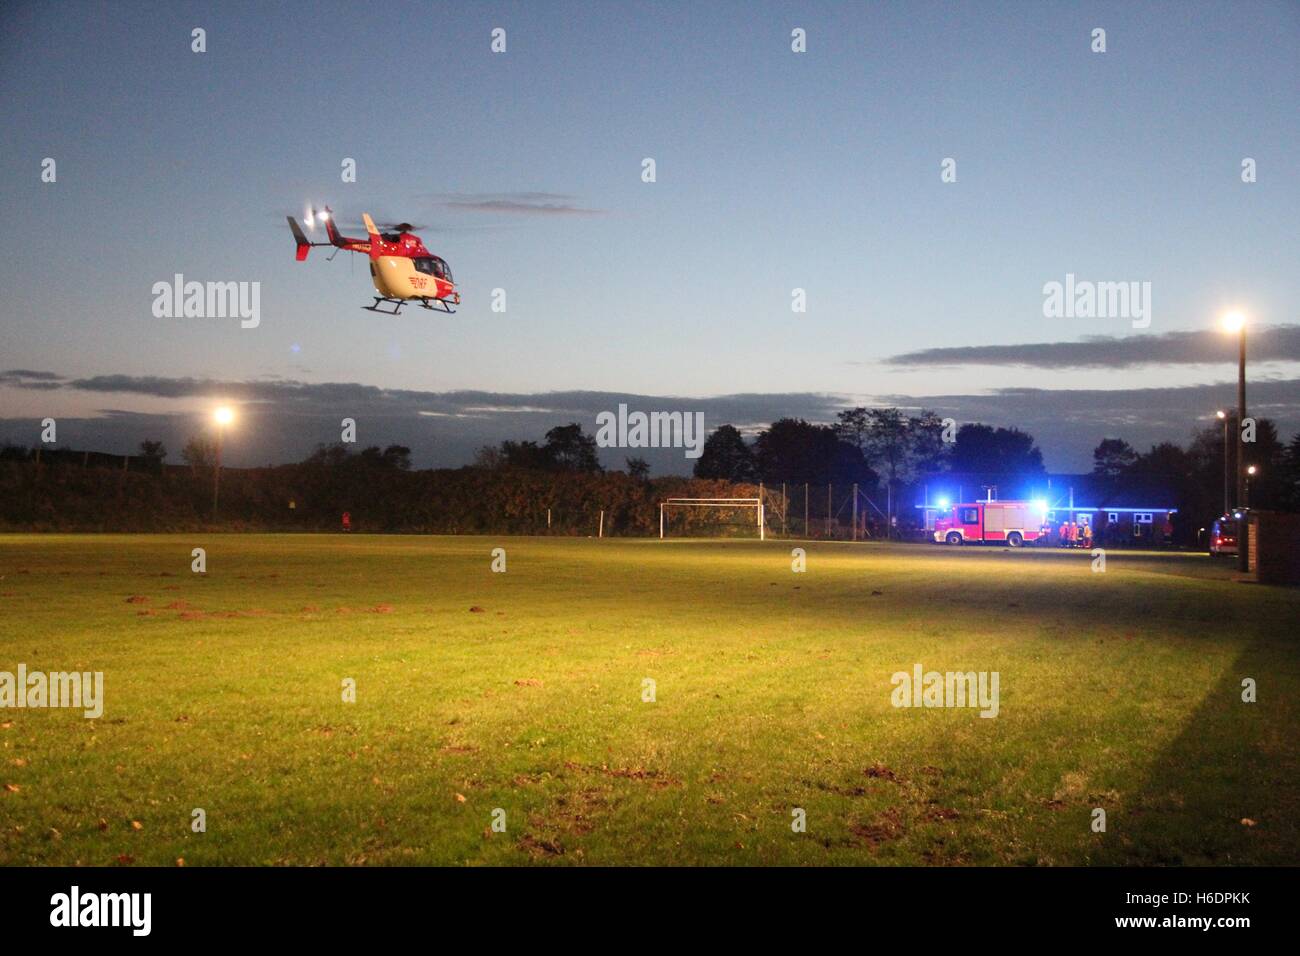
[932,499,1049,547]
[1208,514,1239,557]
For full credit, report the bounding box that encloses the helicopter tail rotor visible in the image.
[287,216,312,261]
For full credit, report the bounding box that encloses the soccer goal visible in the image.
[659,498,765,540]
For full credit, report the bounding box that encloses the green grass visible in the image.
[0,534,1296,866]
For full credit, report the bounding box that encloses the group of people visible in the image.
[1041,519,1093,548]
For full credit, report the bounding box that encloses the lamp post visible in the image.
[1215,410,1229,517]
[1222,312,1247,571]
[212,406,234,519]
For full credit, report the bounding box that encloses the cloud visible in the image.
[430,192,604,217]
[884,325,1300,369]
[0,369,66,388]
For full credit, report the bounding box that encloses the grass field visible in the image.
[1,533,1296,866]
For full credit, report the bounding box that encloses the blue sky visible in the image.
[1,0,1297,472]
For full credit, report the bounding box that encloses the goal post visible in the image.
[659,498,765,540]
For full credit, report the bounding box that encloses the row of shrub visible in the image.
[0,459,770,536]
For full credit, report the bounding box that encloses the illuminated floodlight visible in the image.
[1222,311,1245,333]
[936,497,951,510]
[213,406,235,427]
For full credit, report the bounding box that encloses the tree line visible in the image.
[3,408,1298,538]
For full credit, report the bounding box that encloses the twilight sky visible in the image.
[1,0,1297,474]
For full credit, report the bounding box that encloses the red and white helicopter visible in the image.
[288,205,460,314]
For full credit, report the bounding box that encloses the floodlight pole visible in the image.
[1220,413,1230,517]
[659,503,664,539]
[212,424,224,519]
[1236,325,1248,572]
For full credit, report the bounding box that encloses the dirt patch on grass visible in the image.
[850,806,905,848]
[865,763,900,782]
[517,833,565,858]
[563,760,681,788]
[370,604,394,614]
[925,806,960,821]
[550,788,606,835]
[124,595,148,604]
[811,779,867,797]
[513,678,543,687]
[1052,771,1089,804]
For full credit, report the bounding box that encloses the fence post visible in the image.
[599,510,604,538]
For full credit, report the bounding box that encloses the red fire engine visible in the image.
[932,499,1049,547]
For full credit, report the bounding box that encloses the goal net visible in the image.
[659,498,765,540]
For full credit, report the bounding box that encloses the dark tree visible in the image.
[382,444,413,470]
[139,440,167,462]
[626,457,651,480]
[181,436,216,469]
[473,445,503,469]
[498,440,553,470]
[694,424,755,481]
[754,418,873,486]
[834,407,869,454]
[948,424,1045,484]
[1091,438,1138,480]
[909,410,948,475]
[544,423,602,473]
[864,407,910,494]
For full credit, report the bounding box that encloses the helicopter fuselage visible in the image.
[368,232,456,304]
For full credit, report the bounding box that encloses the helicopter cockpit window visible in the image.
[414,257,451,280]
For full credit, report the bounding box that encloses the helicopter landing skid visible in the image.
[418,297,456,314]
[362,297,405,315]
[361,296,456,315]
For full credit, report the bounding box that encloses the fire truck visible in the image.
[932,499,1049,547]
